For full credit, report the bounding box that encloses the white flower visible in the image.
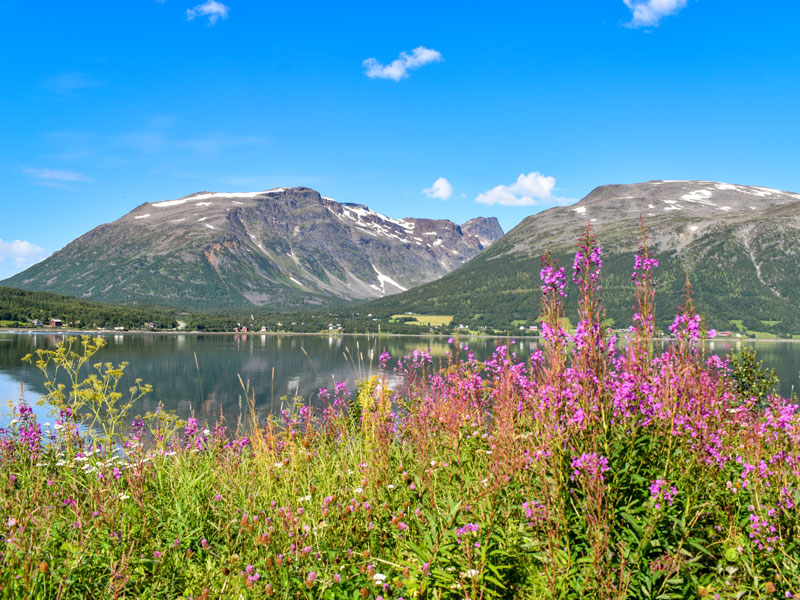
[387,484,396,490]
[347,469,354,475]
[118,493,130,500]
[35,462,47,467]
[373,573,387,585]
[74,456,88,462]
[462,569,479,579]
[353,487,363,495]
[55,460,66,467]
[203,428,211,436]
[274,462,283,468]
[298,495,311,502]
[6,518,16,527]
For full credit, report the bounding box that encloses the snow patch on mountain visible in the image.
[152,199,188,208]
[372,265,407,294]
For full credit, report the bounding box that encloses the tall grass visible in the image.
[2,226,799,599]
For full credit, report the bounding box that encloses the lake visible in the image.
[1,332,799,426]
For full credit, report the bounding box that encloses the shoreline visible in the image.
[0,327,796,343]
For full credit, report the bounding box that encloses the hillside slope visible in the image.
[3,187,502,310]
[364,180,800,335]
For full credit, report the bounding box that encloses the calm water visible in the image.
[1,332,799,426]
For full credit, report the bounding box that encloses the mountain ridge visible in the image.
[363,180,800,336]
[3,187,503,310]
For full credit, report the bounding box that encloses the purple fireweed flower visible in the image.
[632,254,659,280]
[540,265,567,297]
[456,523,480,543]
[669,313,702,341]
[649,480,678,509]
[570,452,610,482]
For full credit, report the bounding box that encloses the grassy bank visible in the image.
[2,229,799,598]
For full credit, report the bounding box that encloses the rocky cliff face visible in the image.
[460,217,504,248]
[2,187,503,310]
[365,180,800,335]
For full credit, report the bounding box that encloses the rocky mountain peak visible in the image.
[3,186,503,311]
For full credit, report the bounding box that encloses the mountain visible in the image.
[364,180,800,336]
[3,187,502,310]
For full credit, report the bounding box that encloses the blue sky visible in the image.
[2,0,800,279]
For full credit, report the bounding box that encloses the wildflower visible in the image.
[154,551,162,559]
[373,572,387,585]
[570,453,610,482]
[456,523,480,543]
[649,480,678,509]
[305,571,316,587]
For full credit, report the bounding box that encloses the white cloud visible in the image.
[186,0,229,25]
[0,239,49,276]
[22,167,93,189]
[623,0,687,27]
[40,73,101,94]
[422,177,453,200]
[22,167,92,182]
[475,172,561,206]
[363,47,443,81]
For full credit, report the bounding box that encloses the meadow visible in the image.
[2,227,799,599]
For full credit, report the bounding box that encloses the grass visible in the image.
[3,232,800,598]
[0,320,24,327]
[390,314,454,327]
